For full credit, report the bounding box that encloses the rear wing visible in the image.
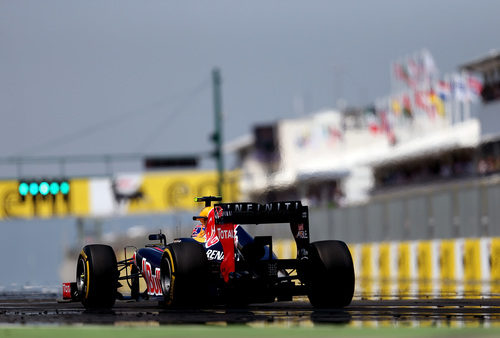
[213,201,307,225]
[214,201,310,259]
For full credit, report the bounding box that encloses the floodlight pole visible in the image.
[212,68,224,197]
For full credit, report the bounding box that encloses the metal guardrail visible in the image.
[309,174,500,243]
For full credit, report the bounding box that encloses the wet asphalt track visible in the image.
[0,295,499,327]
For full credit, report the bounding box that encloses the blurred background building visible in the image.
[230,49,500,241]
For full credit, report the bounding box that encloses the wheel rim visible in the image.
[76,257,86,296]
[161,256,172,295]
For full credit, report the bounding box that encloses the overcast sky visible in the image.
[1,0,500,173]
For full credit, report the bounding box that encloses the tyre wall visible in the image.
[273,237,500,299]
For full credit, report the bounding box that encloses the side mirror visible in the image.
[148,233,167,245]
[148,234,160,241]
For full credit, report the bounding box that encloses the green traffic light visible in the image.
[29,182,39,195]
[60,181,70,195]
[39,182,50,196]
[49,182,59,195]
[18,182,29,196]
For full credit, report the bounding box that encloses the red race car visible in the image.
[63,196,355,309]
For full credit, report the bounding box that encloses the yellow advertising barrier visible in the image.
[0,170,240,220]
[350,237,500,299]
[347,243,361,297]
[274,239,296,260]
[398,242,412,298]
[490,238,500,295]
[417,241,433,296]
[360,243,374,297]
[268,237,500,299]
[439,239,456,296]
[0,179,89,220]
[378,242,392,298]
[125,170,240,214]
[463,238,481,297]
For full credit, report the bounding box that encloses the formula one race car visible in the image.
[63,196,355,309]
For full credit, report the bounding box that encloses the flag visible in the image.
[402,94,413,118]
[429,89,445,117]
[379,111,396,145]
[415,90,431,112]
[421,49,438,78]
[391,98,401,116]
[408,56,427,85]
[436,80,451,101]
[365,106,380,134]
[467,74,483,101]
[392,50,439,89]
[393,63,414,87]
[451,73,467,101]
[379,111,391,134]
[367,116,380,134]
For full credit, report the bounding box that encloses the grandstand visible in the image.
[228,50,500,298]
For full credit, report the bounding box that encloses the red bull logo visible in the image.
[142,258,162,296]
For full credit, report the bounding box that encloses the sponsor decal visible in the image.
[142,258,162,296]
[62,283,72,300]
[206,249,224,261]
[112,174,144,204]
[296,223,308,239]
[205,208,241,248]
[217,228,234,240]
[205,209,219,248]
[252,201,299,212]
[215,201,303,219]
[215,205,223,218]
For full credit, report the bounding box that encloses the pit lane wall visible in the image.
[0,170,240,220]
[273,237,500,298]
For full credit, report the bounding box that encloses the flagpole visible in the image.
[444,74,453,127]
[452,73,459,125]
[462,71,471,121]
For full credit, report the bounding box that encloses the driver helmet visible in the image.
[198,206,211,225]
[191,206,212,242]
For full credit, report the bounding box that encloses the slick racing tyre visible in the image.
[76,244,118,309]
[306,240,355,308]
[160,241,208,307]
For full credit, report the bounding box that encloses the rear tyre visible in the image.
[76,244,118,309]
[160,241,208,307]
[306,240,354,308]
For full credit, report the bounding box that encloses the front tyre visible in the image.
[306,240,355,308]
[160,241,208,307]
[76,244,118,309]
